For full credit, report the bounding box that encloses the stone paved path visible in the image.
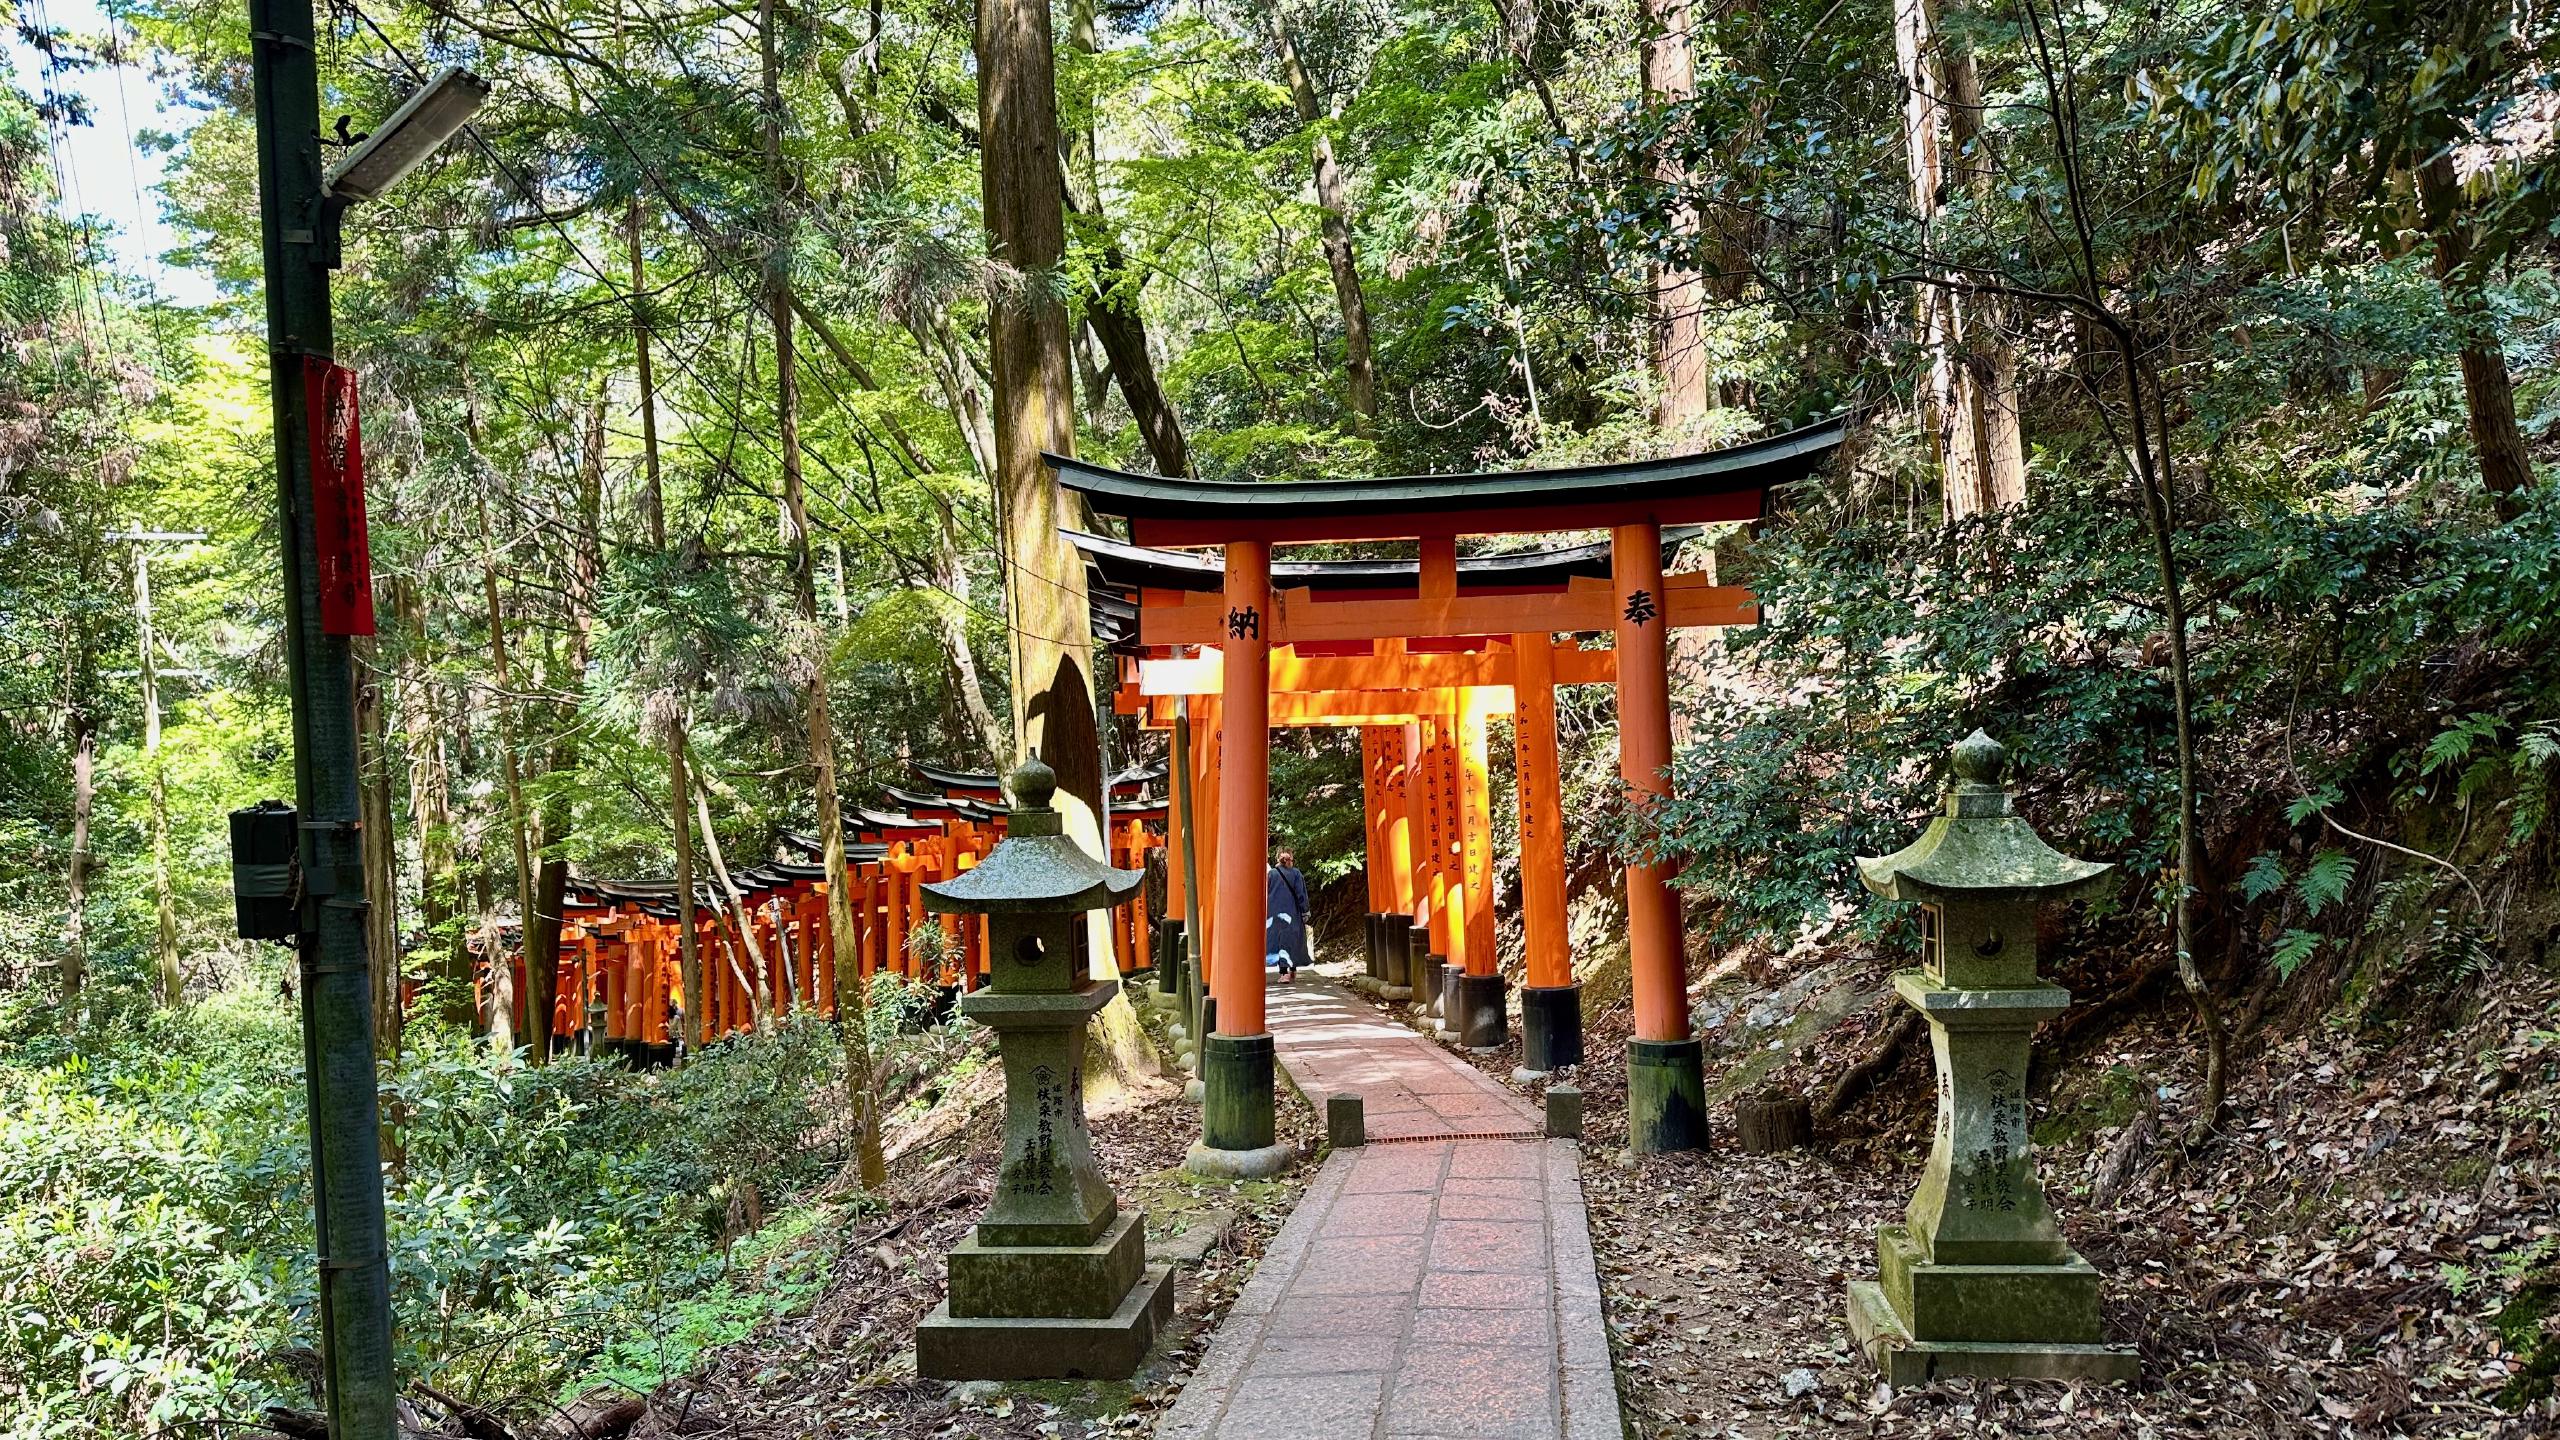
[1156,980,1620,1440]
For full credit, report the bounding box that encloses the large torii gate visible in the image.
[1054,417,1846,1166]
[1091,534,1703,1063]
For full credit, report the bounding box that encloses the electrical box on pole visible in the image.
[229,800,299,941]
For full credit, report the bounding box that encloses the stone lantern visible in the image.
[1844,731,2137,1384]
[914,756,1175,1380]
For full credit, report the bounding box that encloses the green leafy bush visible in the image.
[1634,476,2560,961]
[0,984,863,1437]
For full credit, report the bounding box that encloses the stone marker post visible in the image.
[915,758,1176,1380]
[1845,732,2138,1385]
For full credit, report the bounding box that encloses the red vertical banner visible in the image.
[304,358,376,636]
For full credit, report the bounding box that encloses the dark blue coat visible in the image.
[1265,864,1312,969]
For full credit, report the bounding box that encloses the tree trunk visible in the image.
[356,628,402,1060]
[518,391,608,1066]
[1640,0,1711,436]
[396,579,468,1028]
[1071,224,1191,477]
[979,0,1157,1088]
[134,547,183,1006]
[2416,152,2535,515]
[1733,1092,1813,1152]
[1060,0,1190,475]
[466,386,534,1060]
[927,502,1009,766]
[64,712,94,1022]
[629,197,708,1055]
[1274,11,1380,431]
[692,777,774,1031]
[1895,0,2027,519]
[1064,0,1116,435]
[765,0,889,1186]
[912,309,1000,480]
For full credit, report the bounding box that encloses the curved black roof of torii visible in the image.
[1046,415,1848,544]
[1068,527,1704,595]
[912,761,1005,793]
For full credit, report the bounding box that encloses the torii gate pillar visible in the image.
[1189,540,1290,1179]
[1513,633,1582,1073]
[1615,522,1708,1153]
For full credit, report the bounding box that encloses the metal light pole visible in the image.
[248,4,393,1432]
[247,9,484,1432]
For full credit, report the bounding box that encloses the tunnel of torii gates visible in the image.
[469,760,1172,1055]
[1057,416,1848,1160]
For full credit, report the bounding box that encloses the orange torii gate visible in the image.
[1081,529,1679,1064]
[1056,418,1845,1163]
[1088,535,1721,1071]
[1117,662,1517,1038]
[489,761,1061,1059]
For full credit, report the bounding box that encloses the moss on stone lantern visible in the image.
[913,756,1175,1380]
[1845,731,2138,1385]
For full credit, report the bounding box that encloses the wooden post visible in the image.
[1614,521,1706,1151]
[1192,542,1282,1173]
[1513,632,1583,1070]
[602,929,624,1041]
[1420,717,1453,962]
[1360,726,1388,916]
[1192,704,1213,975]
[1383,724,1415,918]
[1456,698,1496,977]
[1513,636,1571,988]
[1212,541,1270,1039]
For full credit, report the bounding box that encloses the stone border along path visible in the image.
[1155,980,1621,1440]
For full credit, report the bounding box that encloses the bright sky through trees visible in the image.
[7,0,214,306]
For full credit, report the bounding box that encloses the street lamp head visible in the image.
[325,66,491,202]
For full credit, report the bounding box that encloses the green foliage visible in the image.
[2271,929,2324,981]
[1269,733,1366,888]
[0,987,867,1436]
[1637,474,2560,954]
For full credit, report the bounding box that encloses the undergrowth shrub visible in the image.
[1637,478,2560,964]
[0,972,919,1437]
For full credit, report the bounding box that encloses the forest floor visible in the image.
[1337,955,2558,1440]
[600,998,1323,1439]
[580,942,2555,1440]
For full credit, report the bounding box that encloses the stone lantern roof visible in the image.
[1855,731,2114,905]
[922,757,1144,917]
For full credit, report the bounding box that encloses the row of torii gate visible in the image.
[487,764,1170,1051]
[1061,418,1846,1160]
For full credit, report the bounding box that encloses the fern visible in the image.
[2519,724,2560,769]
[2272,928,2323,979]
[2422,713,2502,776]
[2287,784,2343,827]
[2240,851,2289,902]
[2295,849,2356,916]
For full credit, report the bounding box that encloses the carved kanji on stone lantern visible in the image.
[1845,731,2138,1385]
[913,757,1175,1380]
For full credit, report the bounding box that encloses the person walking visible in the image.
[1266,847,1312,982]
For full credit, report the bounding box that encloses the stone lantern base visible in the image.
[918,1261,1176,1380]
[1848,1224,2135,1385]
[1848,1268,2135,1386]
